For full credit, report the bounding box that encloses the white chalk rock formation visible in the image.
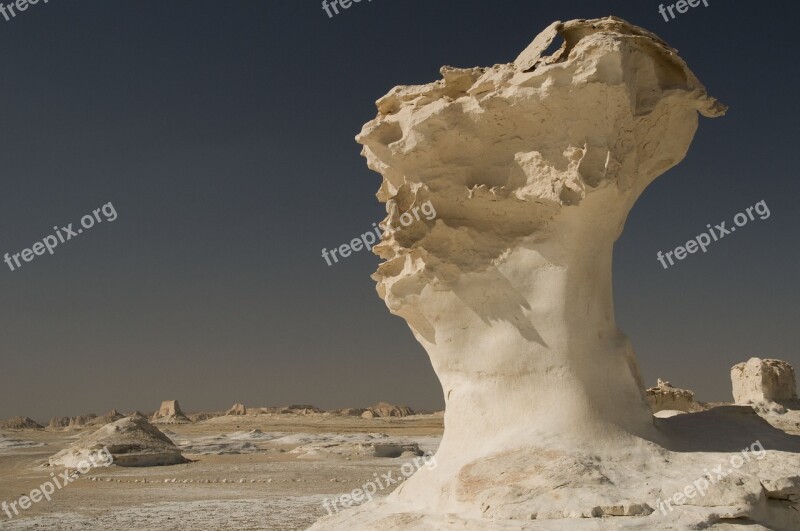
[732,358,798,413]
[48,416,71,429]
[0,416,43,430]
[311,16,800,530]
[49,416,187,468]
[69,414,97,427]
[151,400,191,425]
[646,379,702,413]
[227,403,247,416]
[368,402,415,418]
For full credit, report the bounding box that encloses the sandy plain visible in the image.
[0,413,443,530]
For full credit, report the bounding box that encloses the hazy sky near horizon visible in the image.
[1,1,798,421]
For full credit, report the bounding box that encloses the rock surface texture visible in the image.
[227,403,247,416]
[732,358,798,412]
[646,379,703,413]
[151,400,191,425]
[310,16,800,531]
[0,416,43,430]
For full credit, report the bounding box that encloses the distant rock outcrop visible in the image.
[337,408,368,417]
[0,416,44,430]
[90,409,125,426]
[48,416,71,429]
[188,412,223,422]
[732,358,798,413]
[280,405,322,415]
[151,400,191,425]
[368,402,415,418]
[69,414,98,427]
[645,379,703,413]
[49,416,187,468]
[227,403,247,416]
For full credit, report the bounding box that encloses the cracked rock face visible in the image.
[732,358,798,409]
[310,17,800,530]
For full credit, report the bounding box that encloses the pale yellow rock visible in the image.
[732,357,798,410]
[310,16,800,531]
[151,400,191,425]
[49,416,187,468]
[646,379,703,413]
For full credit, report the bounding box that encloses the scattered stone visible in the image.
[373,442,424,458]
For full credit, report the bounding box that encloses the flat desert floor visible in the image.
[0,414,443,530]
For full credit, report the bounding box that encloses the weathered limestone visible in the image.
[280,405,321,415]
[732,358,797,404]
[69,414,97,427]
[227,403,247,416]
[151,400,191,425]
[49,416,187,468]
[48,416,71,429]
[646,379,702,413]
[368,402,415,418]
[0,416,43,430]
[311,16,800,530]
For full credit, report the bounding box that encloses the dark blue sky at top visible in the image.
[0,0,798,420]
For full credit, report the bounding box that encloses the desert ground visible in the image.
[0,412,443,530]
[2,400,798,530]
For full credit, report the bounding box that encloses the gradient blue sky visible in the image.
[1,1,798,421]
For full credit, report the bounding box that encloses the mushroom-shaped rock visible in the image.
[311,16,800,531]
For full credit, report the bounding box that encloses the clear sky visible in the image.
[1,0,798,421]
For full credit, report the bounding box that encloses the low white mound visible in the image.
[653,410,687,419]
[49,416,188,468]
[170,430,279,455]
[0,416,44,430]
[283,433,435,459]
